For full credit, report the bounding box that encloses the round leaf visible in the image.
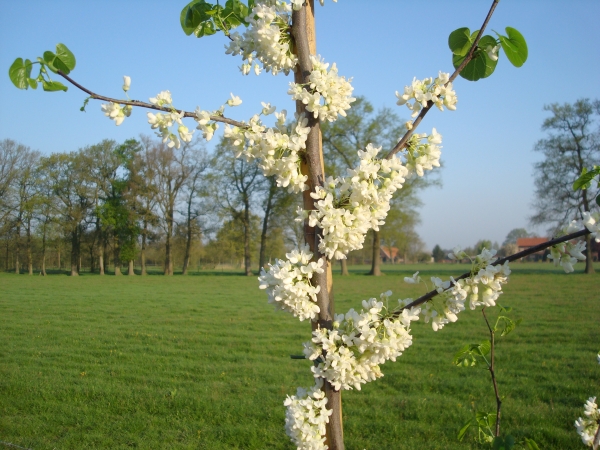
[9,58,29,89]
[448,27,473,56]
[55,43,76,72]
[498,27,528,67]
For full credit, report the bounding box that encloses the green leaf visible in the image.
[43,51,58,73]
[42,80,68,92]
[497,27,528,67]
[9,58,29,89]
[27,78,38,89]
[523,437,541,450]
[457,418,473,442]
[195,20,217,37]
[497,316,516,336]
[476,340,491,356]
[453,43,497,82]
[596,194,600,207]
[55,43,76,72]
[573,166,600,191]
[448,27,473,56]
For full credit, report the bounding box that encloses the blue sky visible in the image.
[1,0,599,250]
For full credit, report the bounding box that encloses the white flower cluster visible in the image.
[407,248,511,331]
[575,397,600,447]
[288,55,355,122]
[101,76,133,126]
[404,128,442,177]
[582,211,600,242]
[225,1,297,76]
[225,110,310,193]
[548,239,586,273]
[146,90,194,149]
[298,144,408,260]
[258,244,324,321]
[395,72,457,117]
[101,102,132,126]
[303,292,421,391]
[284,379,332,450]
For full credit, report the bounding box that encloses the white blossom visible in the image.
[305,291,420,391]
[575,396,600,447]
[404,128,442,177]
[288,55,355,123]
[224,111,309,193]
[298,144,408,260]
[101,102,131,126]
[122,75,131,92]
[284,379,332,450]
[225,1,297,76]
[395,72,457,117]
[258,244,324,321]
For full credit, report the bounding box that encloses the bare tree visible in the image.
[531,98,600,273]
[211,137,263,276]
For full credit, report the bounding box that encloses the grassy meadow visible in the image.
[1,262,599,449]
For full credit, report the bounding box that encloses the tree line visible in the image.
[0,97,432,276]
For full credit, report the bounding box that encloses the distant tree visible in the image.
[321,96,435,275]
[432,244,445,262]
[502,228,532,246]
[531,98,600,273]
[211,137,264,276]
[475,239,493,254]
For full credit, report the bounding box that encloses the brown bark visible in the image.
[368,230,382,276]
[114,235,122,276]
[128,260,135,275]
[340,259,349,276]
[26,220,33,275]
[292,2,343,448]
[70,230,79,276]
[141,220,148,275]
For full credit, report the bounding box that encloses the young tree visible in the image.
[15,1,600,448]
[531,98,600,273]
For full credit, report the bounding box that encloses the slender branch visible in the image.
[56,71,246,128]
[482,308,502,437]
[385,0,500,159]
[593,421,600,450]
[396,228,591,314]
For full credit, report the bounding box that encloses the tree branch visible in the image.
[385,0,500,160]
[56,71,246,128]
[396,228,592,314]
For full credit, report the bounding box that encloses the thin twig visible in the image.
[481,308,502,437]
[395,228,591,315]
[385,0,500,160]
[56,71,246,128]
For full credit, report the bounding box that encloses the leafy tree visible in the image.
[502,228,531,246]
[531,98,600,274]
[432,244,445,262]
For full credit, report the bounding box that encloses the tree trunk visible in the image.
[340,259,349,275]
[243,197,252,276]
[141,221,147,275]
[99,245,105,275]
[585,233,595,274]
[165,208,174,275]
[114,234,122,275]
[14,224,20,274]
[292,3,343,448]
[259,180,275,270]
[368,230,382,276]
[128,260,135,275]
[41,223,47,276]
[70,230,79,276]
[26,220,33,275]
[57,247,61,271]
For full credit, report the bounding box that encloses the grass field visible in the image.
[1,262,599,449]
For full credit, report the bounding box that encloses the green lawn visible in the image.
[1,263,599,449]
